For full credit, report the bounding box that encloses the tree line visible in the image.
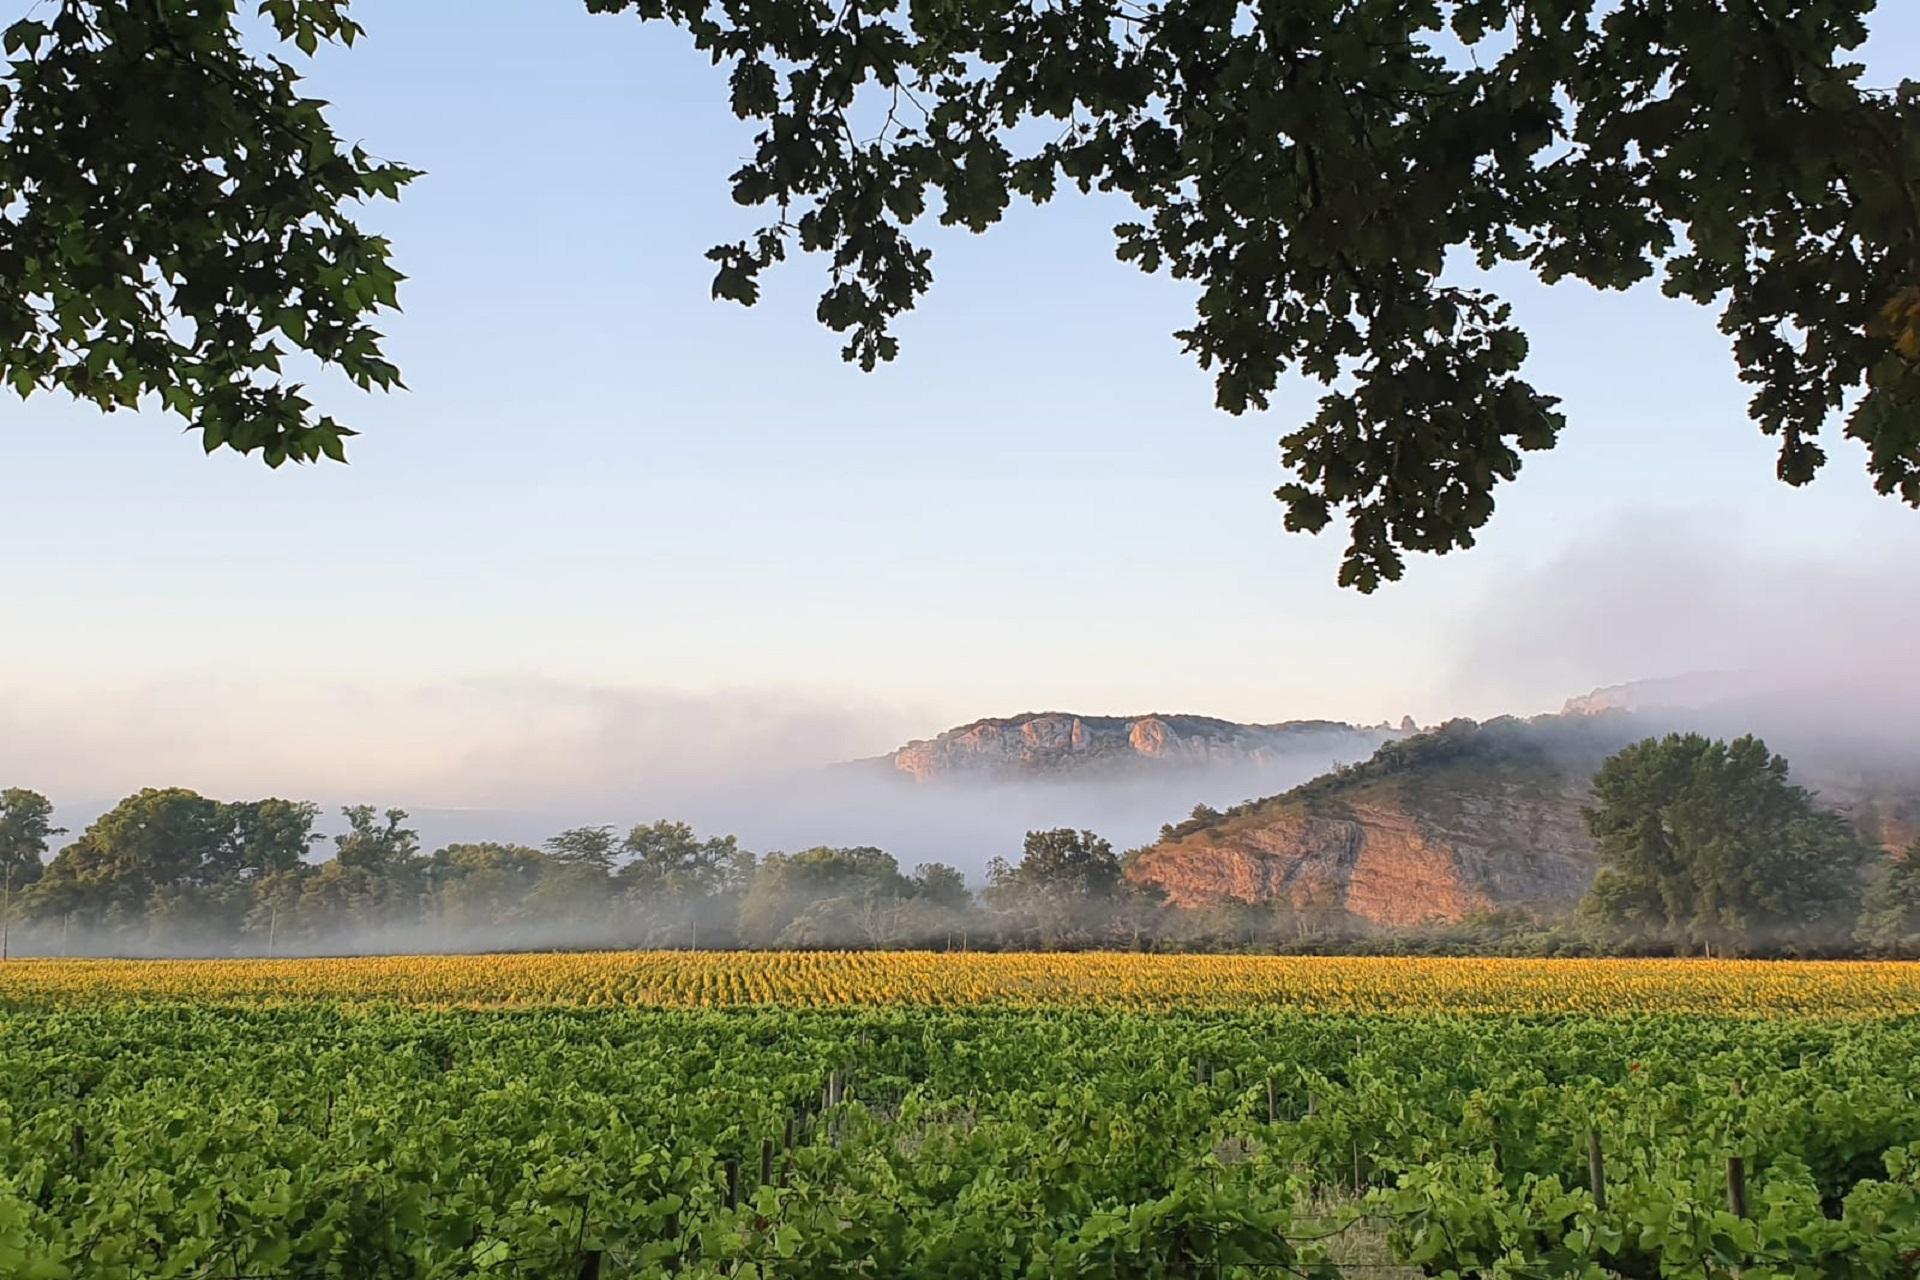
[0,786,1176,955]
[1,731,1916,957]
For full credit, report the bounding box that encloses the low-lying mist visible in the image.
[7,674,1382,883]
[9,510,1919,959]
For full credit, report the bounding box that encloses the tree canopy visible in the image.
[3,1,1916,586]
[0,787,61,888]
[0,774,1904,955]
[1857,840,1920,952]
[1579,733,1871,953]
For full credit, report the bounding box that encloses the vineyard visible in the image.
[1,956,1918,1278]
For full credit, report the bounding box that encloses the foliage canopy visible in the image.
[1579,733,1870,952]
[4,1,1918,585]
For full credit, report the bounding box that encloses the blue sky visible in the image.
[2,1,1917,811]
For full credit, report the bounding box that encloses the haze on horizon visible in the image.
[3,2,1918,862]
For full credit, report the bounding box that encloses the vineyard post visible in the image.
[1587,1130,1607,1211]
[760,1138,773,1188]
[575,1191,599,1280]
[1266,1077,1277,1123]
[1726,1156,1747,1218]
[725,1158,740,1209]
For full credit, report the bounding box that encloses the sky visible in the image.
[2,1,1918,829]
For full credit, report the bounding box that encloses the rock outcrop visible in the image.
[1127,717,1635,927]
[872,713,1399,783]
[1126,710,1920,928]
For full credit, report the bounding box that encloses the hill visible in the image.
[1125,716,1632,927]
[862,712,1406,783]
[1125,709,1920,929]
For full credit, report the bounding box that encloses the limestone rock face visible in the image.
[1129,775,1598,926]
[1125,711,1920,927]
[1126,717,1622,927]
[878,713,1395,783]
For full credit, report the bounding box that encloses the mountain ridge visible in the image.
[858,710,1410,784]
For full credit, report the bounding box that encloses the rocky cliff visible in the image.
[1127,709,1920,928]
[870,712,1401,783]
[1126,716,1637,927]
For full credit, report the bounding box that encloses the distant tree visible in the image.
[617,820,754,946]
[26,788,316,942]
[287,806,425,937]
[1109,878,1172,951]
[545,825,618,871]
[333,806,418,871]
[428,843,549,931]
[225,799,323,879]
[619,821,723,897]
[909,862,971,912]
[1003,828,1122,898]
[177,798,319,945]
[986,829,1122,947]
[243,866,313,950]
[1857,843,1920,954]
[1161,804,1222,842]
[30,788,228,929]
[739,846,911,947]
[517,857,620,939]
[0,788,61,890]
[1579,735,1870,954]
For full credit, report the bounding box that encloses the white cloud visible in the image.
[1445,509,1920,718]
[0,673,924,809]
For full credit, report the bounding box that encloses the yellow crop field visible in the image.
[2,949,1916,1015]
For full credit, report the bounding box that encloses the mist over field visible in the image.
[26,734,1371,882]
[5,513,1918,962]
[12,514,1920,887]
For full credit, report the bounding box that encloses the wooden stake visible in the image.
[1726,1155,1747,1218]
[1265,1077,1277,1123]
[725,1158,740,1209]
[1587,1130,1607,1211]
